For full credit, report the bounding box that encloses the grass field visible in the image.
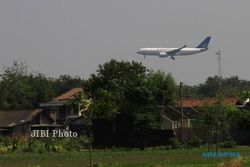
[0,147,249,167]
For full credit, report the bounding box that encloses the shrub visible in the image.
[0,146,8,154]
[52,145,64,153]
[188,136,202,148]
[64,136,89,151]
[0,137,12,146]
[25,139,46,153]
[169,137,181,149]
[42,137,63,152]
[220,138,236,148]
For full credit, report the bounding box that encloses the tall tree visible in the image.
[0,61,54,110]
[85,59,148,117]
[146,70,176,105]
[201,102,237,151]
[53,75,84,96]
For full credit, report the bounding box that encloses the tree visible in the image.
[91,88,118,120]
[228,108,250,145]
[68,92,93,167]
[198,76,221,97]
[84,59,148,118]
[146,70,176,105]
[85,59,161,148]
[53,75,84,96]
[0,61,54,110]
[240,90,250,101]
[201,102,237,151]
[0,60,28,109]
[198,75,250,97]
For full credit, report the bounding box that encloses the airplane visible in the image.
[136,36,211,60]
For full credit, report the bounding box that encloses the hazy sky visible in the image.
[0,0,249,85]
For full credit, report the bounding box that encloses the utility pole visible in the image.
[179,82,183,143]
[216,50,222,90]
[216,50,222,152]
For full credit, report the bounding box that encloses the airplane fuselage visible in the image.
[136,36,211,59]
[137,48,207,57]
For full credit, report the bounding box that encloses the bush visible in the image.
[0,136,90,153]
[52,145,64,153]
[64,136,89,151]
[169,138,181,149]
[188,136,202,148]
[25,139,46,153]
[0,146,8,154]
[42,137,64,152]
[220,138,236,148]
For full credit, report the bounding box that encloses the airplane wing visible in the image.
[167,45,187,55]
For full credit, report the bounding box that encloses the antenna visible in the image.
[216,50,222,96]
[216,50,222,77]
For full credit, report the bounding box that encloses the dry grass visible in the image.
[218,157,242,167]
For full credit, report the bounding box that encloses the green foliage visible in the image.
[53,75,84,96]
[68,91,93,119]
[177,84,201,98]
[0,146,8,154]
[26,139,46,153]
[219,137,236,148]
[93,163,104,167]
[169,138,181,149]
[198,101,241,149]
[201,103,236,137]
[198,75,250,97]
[240,90,250,101]
[0,61,55,110]
[0,60,85,110]
[91,88,118,120]
[0,137,12,146]
[64,136,89,151]
[146,70,176,105]
[0,137,91,154]
[187,136,202,148]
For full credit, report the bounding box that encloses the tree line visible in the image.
[1,59,250,111]
[1,59,250,147]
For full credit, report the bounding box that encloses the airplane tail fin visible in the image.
[196,36,211,48]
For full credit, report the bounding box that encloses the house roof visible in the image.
[163,106,201,121]
[176,97,238,107]
[0,109,43,128]
[53,88,83,101]
[40,88,83,107]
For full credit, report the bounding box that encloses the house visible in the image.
[39,88,87,134]
[39,88,83,124]
[160,105,203,142]
[161,97,241,142]
[0,109,49,137]
[0,88,86,137]
[161,106,200,130]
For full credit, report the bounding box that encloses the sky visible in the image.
[0,0,249,85]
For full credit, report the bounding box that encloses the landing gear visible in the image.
[144,55,146,59]
[171,56,175,60]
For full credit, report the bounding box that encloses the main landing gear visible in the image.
[171,56,175,60]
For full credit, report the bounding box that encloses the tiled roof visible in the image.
[163,106,193,121]
[0,109,42,127]
[176,97,238,107]
[53,88,83,101]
